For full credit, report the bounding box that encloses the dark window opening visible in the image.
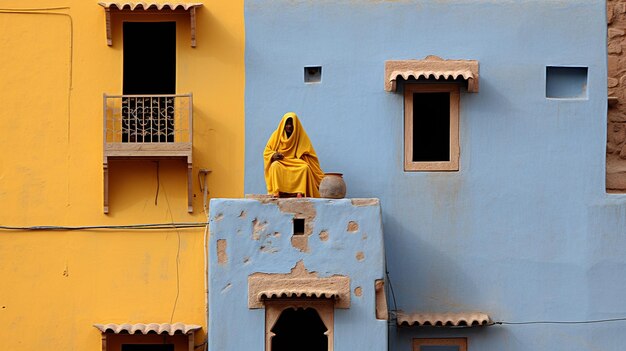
[420,346,461,351]
[293,218,305,235]
[122,22,176,142]
[122,345,175,351]
[412,92,450,162]
[271,308,328,351]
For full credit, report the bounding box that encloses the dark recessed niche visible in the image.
[546,66,588,99]
[293,218,305,235]
[305,66,322,83]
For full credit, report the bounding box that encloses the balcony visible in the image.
[103,93,193,213]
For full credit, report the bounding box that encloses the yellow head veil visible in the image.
[263,112,324,196]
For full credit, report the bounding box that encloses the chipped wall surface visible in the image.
[608,0,626,190]
[208,198,387,351]
[242,1,625,351]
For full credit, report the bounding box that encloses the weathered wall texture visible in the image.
[0,1,245,349]
[208,198,387,351]
[243,1,621,350]
[608,0,626,191]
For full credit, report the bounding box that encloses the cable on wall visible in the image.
[0,223,207,231]
[494,317,626,326]
[0,7,74,207]
[160,173,182,324]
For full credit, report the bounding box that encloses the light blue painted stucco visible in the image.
[242,1,623,350]
[208,198,387,351]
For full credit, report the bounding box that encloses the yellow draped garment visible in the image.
[264,112,324,197]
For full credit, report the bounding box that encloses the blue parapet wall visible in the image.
[243,1,620,350]
[208,198,387,351]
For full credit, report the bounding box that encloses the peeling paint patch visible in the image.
[214,213,224,221]
[356,251,365,261]
[354,286,363,297]
[273,231,281,238]
[217,239,228,264]
[221,283,232,293]
[238,210,247,218]
[243,256,250,264]
[260,245,279,253]
[252,218,268,240]
[347,221,359,232]
[319,230,329,241]
[375,279,388,320]
[277,199,316,236]
[247,260,351,309]
[351,198,379,207]
[291,235,309,252]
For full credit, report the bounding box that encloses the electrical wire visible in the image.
[0,7,74,207]
[386,270,398,316]
[494,317,626,326]
[161,176,182,324]
[155,161,160,206]
[200,171,211,351]
[0,223,207,231]
[0,7,70,11]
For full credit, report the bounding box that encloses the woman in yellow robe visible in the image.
[264,112,324,197]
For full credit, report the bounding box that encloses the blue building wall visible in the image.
[243,1,622,350]
[208,198,387,351]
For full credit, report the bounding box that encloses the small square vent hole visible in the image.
[546,66,588,99]
[304,66,322,83]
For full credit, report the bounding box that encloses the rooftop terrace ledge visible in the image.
[208,197,382,219]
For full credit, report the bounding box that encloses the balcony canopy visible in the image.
[94,322,201,335]
[385,56,479,93]
[98,2,203,47]
[396,311,492,327]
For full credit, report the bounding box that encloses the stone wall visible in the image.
[608,0,626,191]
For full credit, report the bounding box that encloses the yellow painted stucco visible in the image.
[0,1,244,349]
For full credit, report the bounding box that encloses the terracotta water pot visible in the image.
[319,173,346,199]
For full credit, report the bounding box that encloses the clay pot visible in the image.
[319,173,346,199]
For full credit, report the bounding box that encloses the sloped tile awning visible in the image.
[258,288,341,301]
[95,323,201,351]
[98,2,203,47]
[94,322,202,335]
[385,56,479,93]
[396,311,492,327]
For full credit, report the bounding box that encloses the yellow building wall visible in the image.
[0,1,244,349]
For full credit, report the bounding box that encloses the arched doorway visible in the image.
[271,307,328,351]
[265,300,334,351]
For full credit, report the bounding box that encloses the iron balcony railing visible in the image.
[103,93,193,145]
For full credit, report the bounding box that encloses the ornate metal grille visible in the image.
[104,94,192,144]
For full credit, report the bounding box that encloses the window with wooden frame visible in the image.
[413,338,467,351]
[404,84,460,172]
